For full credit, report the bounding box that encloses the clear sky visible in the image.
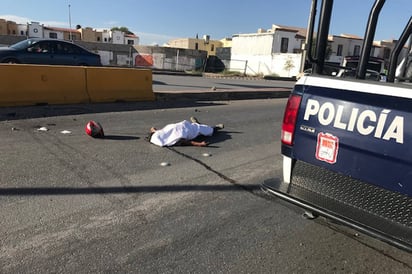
[1,0,411,45]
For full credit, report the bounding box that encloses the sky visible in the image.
[1,0,411,46]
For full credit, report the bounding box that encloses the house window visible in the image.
[211,44,214,51]
[281,37,289,53]
[337,44,343,56]
[49,32,58,39]
[195,43,198,50]
[354,45,361,56]
[97,37,101,42]
[127,40,134,45]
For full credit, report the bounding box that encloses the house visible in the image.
[0,19,8,35]
[327,35,402,71]
[0,19,19,35]
[78,27,100,43]
[125,34,139,45]
[327,34,364,64]
[168,35,223,56]
[230,24,306,77]
[27,22,44,38]
[43,26,80,40]
[111,30,124,44]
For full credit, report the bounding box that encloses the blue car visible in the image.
[0,38,101,66]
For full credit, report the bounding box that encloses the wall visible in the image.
[43,29,64,40]
[228,53,301,77]
[0,35,208,71]
[0,19,7,35]
[28,22,44,38]
[230,31,302,77]
[80,27,97,42]
[168,37,223,56]
[0,64,154,106]
[111,30,124,44]
[231,33,274,56]
[271,53,301,77]
[7,21,18,35]
[273,30,299,53]
[328,35,363,64]
[133,46,207,71]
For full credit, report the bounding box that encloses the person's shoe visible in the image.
[190,116,200,124]
[214,123,224,130]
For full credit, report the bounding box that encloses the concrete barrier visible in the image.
[85,67,155,103]
[0,64,89,106]
[0,64,154,107]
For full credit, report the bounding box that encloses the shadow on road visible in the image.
[0,100,227,122]
[192,130,241,147]
[0,184,261,196]
[101,135,139,141]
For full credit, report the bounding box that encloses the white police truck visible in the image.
[262,0,412,251]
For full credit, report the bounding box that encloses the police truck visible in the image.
[262,0,412,251]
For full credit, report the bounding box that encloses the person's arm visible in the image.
[190,140,209,147]
[176,139,208,147]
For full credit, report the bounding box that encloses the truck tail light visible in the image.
[281,94,302,145]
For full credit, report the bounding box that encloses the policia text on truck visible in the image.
[262,0,412,252]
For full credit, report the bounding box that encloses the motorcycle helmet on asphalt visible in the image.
[85,120,104,138]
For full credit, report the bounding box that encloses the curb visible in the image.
[154,89,291,101]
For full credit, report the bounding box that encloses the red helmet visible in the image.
[85,120,104,138]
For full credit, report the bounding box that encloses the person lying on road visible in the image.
[147,117,224,147]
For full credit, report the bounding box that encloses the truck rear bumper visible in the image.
[262,160,412,252]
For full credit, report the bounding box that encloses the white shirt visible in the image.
[150,120,213,147]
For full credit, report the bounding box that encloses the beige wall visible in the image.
[79,27,97,42]
[0,19,7,35]
[0,20,19,35]
[220,38,232,48]
[169,38,223,56]
[8,21,18,35]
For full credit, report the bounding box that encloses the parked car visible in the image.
[0,38,101,66]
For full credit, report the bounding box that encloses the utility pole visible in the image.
[68,4,72,41]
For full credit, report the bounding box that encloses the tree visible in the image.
[111,26,134,35]
[284,56,295,77]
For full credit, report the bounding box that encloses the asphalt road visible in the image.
[152,74,295,92]
[0,82,411,272]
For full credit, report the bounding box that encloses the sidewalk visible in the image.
[152,70,293,100]
[154,87,291,101]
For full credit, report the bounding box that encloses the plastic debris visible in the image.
[60,130,72,134]
[160,162,170,167]
[37,127,49,131]
[202,153,212,157]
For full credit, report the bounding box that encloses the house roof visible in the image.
[339,33,363,40]
[272,24,307,38]
[125,33,138,38]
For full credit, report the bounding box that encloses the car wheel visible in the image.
[3,58,20,64]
